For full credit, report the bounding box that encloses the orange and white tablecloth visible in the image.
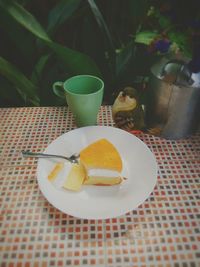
[0,106,200,267]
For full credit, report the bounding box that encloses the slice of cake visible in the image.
[62,163,86,191]
[80,138,123,185]
[48,162,64,182]
[48,162,86,192]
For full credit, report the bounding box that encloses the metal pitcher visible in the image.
[146,57,200,139]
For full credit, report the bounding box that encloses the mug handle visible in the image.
[52,81,65,98]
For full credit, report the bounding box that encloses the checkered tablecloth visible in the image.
[1,106,200,267]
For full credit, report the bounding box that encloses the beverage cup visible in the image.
[53,75,104,127]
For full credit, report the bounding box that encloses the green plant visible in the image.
[0,0,197,107]
[134,6,193,57]
[0,0,103,106]
[0,0,153,106]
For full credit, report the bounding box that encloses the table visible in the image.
[1,106,200,267]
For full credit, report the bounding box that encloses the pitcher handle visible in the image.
[161,59,193,85]
[52,81,65,98]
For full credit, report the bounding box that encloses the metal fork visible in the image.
[21,150,79,164]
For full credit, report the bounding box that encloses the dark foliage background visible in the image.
[0,0,199,107]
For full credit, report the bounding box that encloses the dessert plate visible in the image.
[37,126,157,219]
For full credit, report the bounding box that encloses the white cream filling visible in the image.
[52,162,71,189]
[88,168,120,177]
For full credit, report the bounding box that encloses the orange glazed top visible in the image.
[80,138,122,172]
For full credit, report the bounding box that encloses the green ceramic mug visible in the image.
[53,75,104,127]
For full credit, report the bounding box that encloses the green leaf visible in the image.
[36,60,68,106]
[48,41,102,77]
[87,0,115,73]
[48,0,81,35]
[168,31,192,57]
[88,0,114,49]
[0,6,35,60]
[0,0,51,42]
[116,41,135,75]
[31,54,50,84]
[0,0,102,77]
[0,56,39,106]
[135,31,158,45]
[0,76,23,107]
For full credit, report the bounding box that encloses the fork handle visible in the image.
[21,150,73,162]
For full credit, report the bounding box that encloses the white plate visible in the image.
[37,126,157,219]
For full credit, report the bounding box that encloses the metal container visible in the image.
[146,57,200,139]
